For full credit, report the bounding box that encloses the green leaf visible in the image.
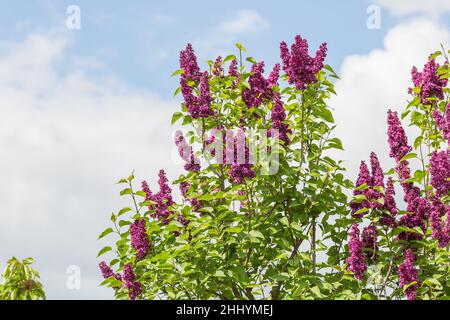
[97,246,112,257]
[98,227,114,240]
[171,112,183,125]
[225,226,243,233]
[120,188,132,196]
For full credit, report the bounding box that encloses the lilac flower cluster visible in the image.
[130,219,150,261]
[174,130,201,172]
[179,44,214,119]
[433,104,450,143]
[350,152,385,217]
[141,170,175,224]
[347,223,367,280]
[99,261,122,282]
[381,177,398,227]
[429,196,450,248]
[123,263,142,300]
[180,181,202,214]
[386,110,430,240]
[228,59,239,78]
[179,43,201,82]
[180,71,214,119]
[225,129,255,184]
[213,56,224,77]
[398,249,420,300]
[387,110,412,162]
[269,92,291,145]
[410,59,447,104]
[361,223,378,261]
[242,62,280,108]
[429,150,450,196]
[280,35,327,90]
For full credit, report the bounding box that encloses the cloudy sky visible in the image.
[0,0,449,299]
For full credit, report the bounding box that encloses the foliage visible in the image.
[98,36,355,300]
[347,47,450,300]
[0,257,46,300]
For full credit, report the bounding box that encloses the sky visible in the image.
[0,0,449,299]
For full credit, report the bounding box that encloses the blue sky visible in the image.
[0,0,450,299]
[0,0,401,98]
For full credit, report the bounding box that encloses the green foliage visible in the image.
[99,41,355,300]
[0,257,45,300]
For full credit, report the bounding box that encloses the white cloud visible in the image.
[375,0,450,17]
[218,9,269,36]
[195,9,270,58]
[0,32,182,299]
[331,18,449,183]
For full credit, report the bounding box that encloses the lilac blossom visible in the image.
[123,263,142,300]
[174,130,201,172]
[347,223,367,280]
[398,249,420,300]
[280,35,327,90]
[410,59,447,104]
[130,219,150,260]
[429,150,450,196]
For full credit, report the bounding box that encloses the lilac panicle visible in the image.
[381,177,397,227]
[398,249,420,300]
[269,92,291,145]
[347,223,367,280]
[429,195,450,247]
[228,59,239,77]
[130,219,150,260]
[362,223,378,261]
[179,43,201,82]
[213,56,224,77]
[350,161,371,217]
[429,150,450,197]
[410,59,447,104]
[174,130,201,172]
[123,263,142,300]
[180,71,214,119]
[387,110,412,162]
[433,103,450,144]
[279,35,327,90]
[242,61,269,108]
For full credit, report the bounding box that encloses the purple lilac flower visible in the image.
[362,223,378,261]
[429,196,450,247]
[213,56,224,77]
[433,104,450,143]
[350,161,371,218]
[367,152,384,209]
[280,35,327,90]
[410,59,447,104]
[429,150,450,196]
[142,171,175,224]
[267,63,280,89]
[180,71,214,119]
[180,181,202,214]
[242,62,270,108]
[123,263,142,300]
[99,261,122,289]
[347,223,367,280]
[398,249,420,300]
[130,219,150,260]
[174,130,201,172]
[381,177,398,227]
[387,110,412,162]
[269,92,291,145]
[226,129,255,184]
[141,180,155,212]
[228,59,239,77]
[179,43,201,82]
